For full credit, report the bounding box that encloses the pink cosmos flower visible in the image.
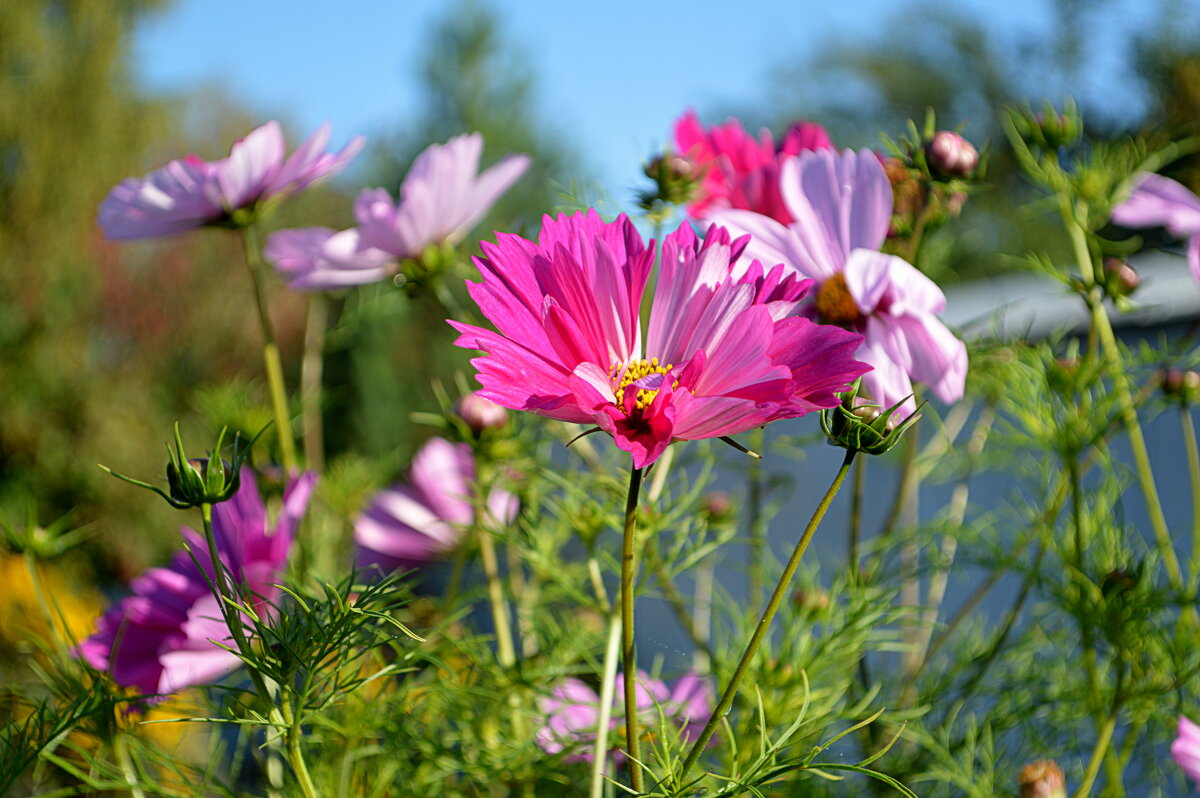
[674,109,833,225]
[1173,716,1200,785]
[1111,172,1200,282]
[99,121,363,240]
[450,210,870,469]
[77,469,315,696]
[265,133,530,291]
[708,148,968,418]
[354,437,518,571]
[536,671,713,762]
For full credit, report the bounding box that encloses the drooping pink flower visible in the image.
[354,437,518,572]
[77,469,316,696]
[265,133,530,291]
[1173,716,1200,785]
[99,121,363,240]
[674,109,833,225]
[1111,172,1200,282]
[450,210,869,469]
[708,149,968,418]
[536,671,714,762]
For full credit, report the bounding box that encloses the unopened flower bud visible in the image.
[455,392,508,432]
[926,131,979,178]
[1161,368,1200,403]
[1033,111,1080,149]
[1047,357,1080,394]
[641,150,698,208]
[821,380,920,456]
[1018,759,1066,798]
[1102,257,1139,296]
[791,586,831,615]
[702,491,734,521]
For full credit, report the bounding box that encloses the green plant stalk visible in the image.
[477,521,517,669]
[1060,198,1182,589]
[1072,664,1126,798]
[1183,406,1200,579]
[301,293,328,472]
[747,426,766,609]
[590,615,622,798]
[238,226,297,475]
[678,449,855,782]
[112,732,146,798]
[620,465,645,792]
[281,696,320,798]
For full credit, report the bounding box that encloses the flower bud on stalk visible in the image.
[702,491,734,521]
[821,380,921,456]
[100,423,258,509]
[1161,367,1200,404]
[926,131,979,178]
[455,391,509,432]
[1018,759,1066,798]
[1102,257,1139,297]
[640,150,699,209]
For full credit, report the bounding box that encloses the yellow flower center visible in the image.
[613,357,678,411]
[815,273,862,326]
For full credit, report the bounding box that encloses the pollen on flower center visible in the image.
[814,273,863,326]
[612,357,678,411]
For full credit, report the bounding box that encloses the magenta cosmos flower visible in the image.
[708,148,968,418]
[674,109,833,225]
[450,210,869,468]
[1111,172,1200,282]
[354,437,518,571]
[265,133,530,291]
[99,121,363,240]
[536,671,713,762]
[1173,716,1200,785]
[77,469,315,696]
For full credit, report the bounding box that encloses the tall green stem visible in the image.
[1061,198,1181,589]
[620,465,645,792]
[300,293,328,472]
[1182,406,1200,580]
[678,450,855,783]
[590,615,622,798]
[237,226,297,475]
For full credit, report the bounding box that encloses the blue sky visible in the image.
[132,0,1166,201]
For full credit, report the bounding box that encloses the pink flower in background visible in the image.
[451,210,868,468]
[1173,716,1200,784]
[77,470,315,696]
[99,121,363,240]
[709,148,967,418]
[536,671,713,762]
[1111,172,1200,282]
[266,133,530,291]
[354,437,518,571]
[674,109,833,225]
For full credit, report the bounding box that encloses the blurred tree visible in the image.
[324,0,580,464]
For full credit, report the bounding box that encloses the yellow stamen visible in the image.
[614,357,678,411]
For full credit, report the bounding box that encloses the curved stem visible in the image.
[678,449,855,783]
[1182,406,1200,581]
[281,698,320,798]
[237,226,297,475]
[590,615,623,798]
[620,465,645,792]
[112,732,146,798]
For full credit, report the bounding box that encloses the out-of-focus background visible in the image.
[2,0,1199,609]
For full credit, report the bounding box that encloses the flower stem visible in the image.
[620,465,645,792]
[300,293,328,472]
[477,520,516,669]
[237,226,297,475]
[590,614,622,798]
[678,449,855,783]
[112,732,146,798]
[280,698,320,798]
[1182,406,1200,579]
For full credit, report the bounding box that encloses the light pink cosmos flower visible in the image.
[708,148,968,418]
[77,469,316,697]
[536,671,713,763]
[1173,716,1200,785]
[450,210,870,469]
[265,133,530,291]
[99,121,363,240]
[354,437,518,572]
[1111,172,1200,282]
[674,109,833,225]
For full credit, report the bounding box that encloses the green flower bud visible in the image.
[820,380,922,456]
[100,423,259,509]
